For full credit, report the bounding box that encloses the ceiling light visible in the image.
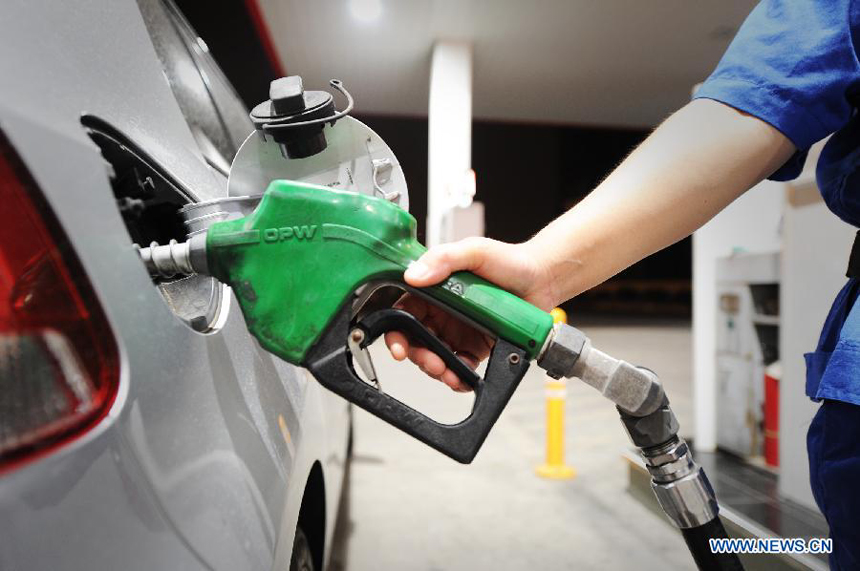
[349,0,382,23]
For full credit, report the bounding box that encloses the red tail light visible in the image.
[0,132,119,471]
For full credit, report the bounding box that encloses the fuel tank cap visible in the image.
[249,76,352,159]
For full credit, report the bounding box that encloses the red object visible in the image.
[764,367,780,467]
[0,132,119,472]
[244,0,286,78]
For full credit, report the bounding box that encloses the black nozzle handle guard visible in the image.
[303,303,530,463]
[357,309,481,390]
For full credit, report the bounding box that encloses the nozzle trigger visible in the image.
[348,327,379,389]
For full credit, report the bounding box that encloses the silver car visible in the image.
[0,1,351,569]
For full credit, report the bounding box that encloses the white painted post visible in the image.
[780,179,853,509]
[427,41,473,246]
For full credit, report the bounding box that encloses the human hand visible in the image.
[384,237,556,391]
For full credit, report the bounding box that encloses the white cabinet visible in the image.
[715,252,779,458]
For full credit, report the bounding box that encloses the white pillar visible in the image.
[780,180,853,509]
[427,41,473,246]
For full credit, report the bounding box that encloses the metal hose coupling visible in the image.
[642,438,719,529]
[538,322,666,416]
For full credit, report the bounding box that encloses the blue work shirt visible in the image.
[694,0,860,406]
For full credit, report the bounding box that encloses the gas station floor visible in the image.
[329,320,695,571]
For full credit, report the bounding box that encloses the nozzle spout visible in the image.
[136,233,208,278]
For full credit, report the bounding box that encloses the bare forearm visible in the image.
[527,99,796,305]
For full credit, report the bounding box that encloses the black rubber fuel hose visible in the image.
[681,517,744,570]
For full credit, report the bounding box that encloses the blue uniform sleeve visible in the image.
[693,0,860,180]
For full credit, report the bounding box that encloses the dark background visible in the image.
[176,0,691,317]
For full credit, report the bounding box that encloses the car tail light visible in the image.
[0,132,119,471]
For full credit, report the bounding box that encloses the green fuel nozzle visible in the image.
[138,180,554,462]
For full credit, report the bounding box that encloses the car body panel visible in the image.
[0,1,349,569]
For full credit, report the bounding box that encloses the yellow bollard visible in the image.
[536,307,576,480]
